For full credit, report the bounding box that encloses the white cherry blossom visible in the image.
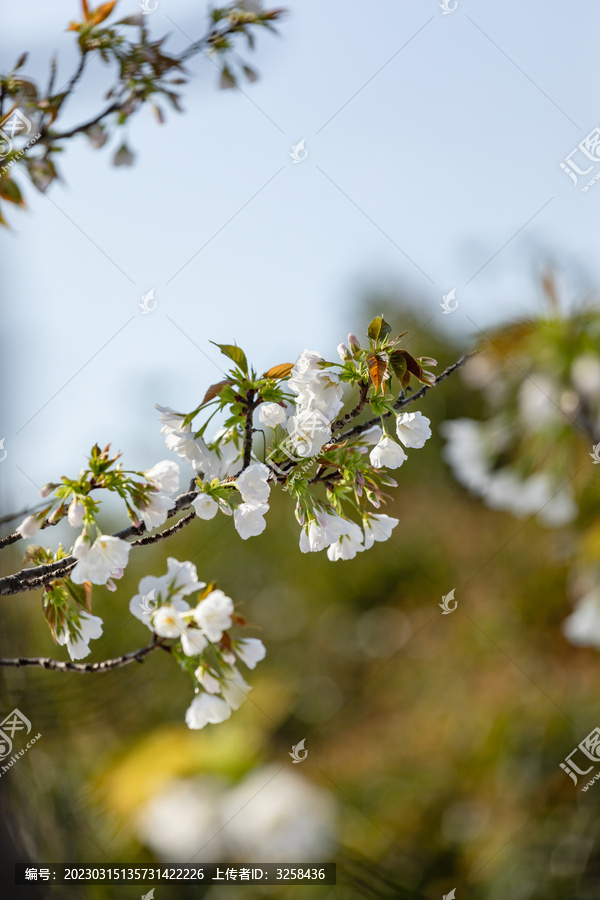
[326,520,365,561]
[221,666,252,710]
[299,510,350,553]
[288,349,344,419]
[234,637,266,669]
[363,514,399,549]
[181,627,209,657]
[72,534,90,559]
[164,557,206,597]
[192,494,219,520]
[194,665,222,694]
[236,463,271,504]
[287,408,331,458]
[136,492,173,530]
[369,436,407,470]
[395,411,432,449]
[258,402,286,428]
[193,589,234,641]
[57,611,103,661]
[185,692,232,729]
[152,605,187,639]
[71,535,131,585]
[234,502,269,540]
[145,459,180,494]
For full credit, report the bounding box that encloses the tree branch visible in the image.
[0,637,164,672]
[41,100,121,143]
[0,516,56,551]
[242,391,256,470]
[0,355,474,597]
[338,353,475,443]
[0,488,199,597]
[332,380,369,432]
[0,503,47,529]
[132,509,196,546]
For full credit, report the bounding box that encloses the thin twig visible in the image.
[338,353,475,443]
[132,509,196,546]
[41,101,121,143]
[0,637,164,672]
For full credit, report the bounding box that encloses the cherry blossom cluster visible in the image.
[441,310,600,529]
[437,298,600,656]
[17,445,180,543]
[129,558,266,729]
[11,316,442,728]
[158,317,436,561]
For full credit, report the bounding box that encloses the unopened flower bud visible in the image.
[348,333,361,353]
[17,514,41,539]
[337,342,351,362]
[48,506,65,525]
[67,498,85,528]
[40,483,57,498]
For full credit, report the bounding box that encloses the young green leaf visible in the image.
[389,350,408,385]
[210,342,248,374]
[367,315,392,343]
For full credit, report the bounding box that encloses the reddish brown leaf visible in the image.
[220,631,233,652]
[366,353,387,393]
[200,379,233,407]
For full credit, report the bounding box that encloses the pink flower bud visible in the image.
[337,342,350,362]
[348,333,361,352]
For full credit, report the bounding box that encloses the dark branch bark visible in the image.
[0,637,163,672]
[0,488,198,597]
[132,509,196,546]
[242,391,256,470]
[0,515,53,551]
[0,503,47,529]
[41,101,121,143]
[332,380,369,432]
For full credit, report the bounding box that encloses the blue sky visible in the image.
[2,0,599,514]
